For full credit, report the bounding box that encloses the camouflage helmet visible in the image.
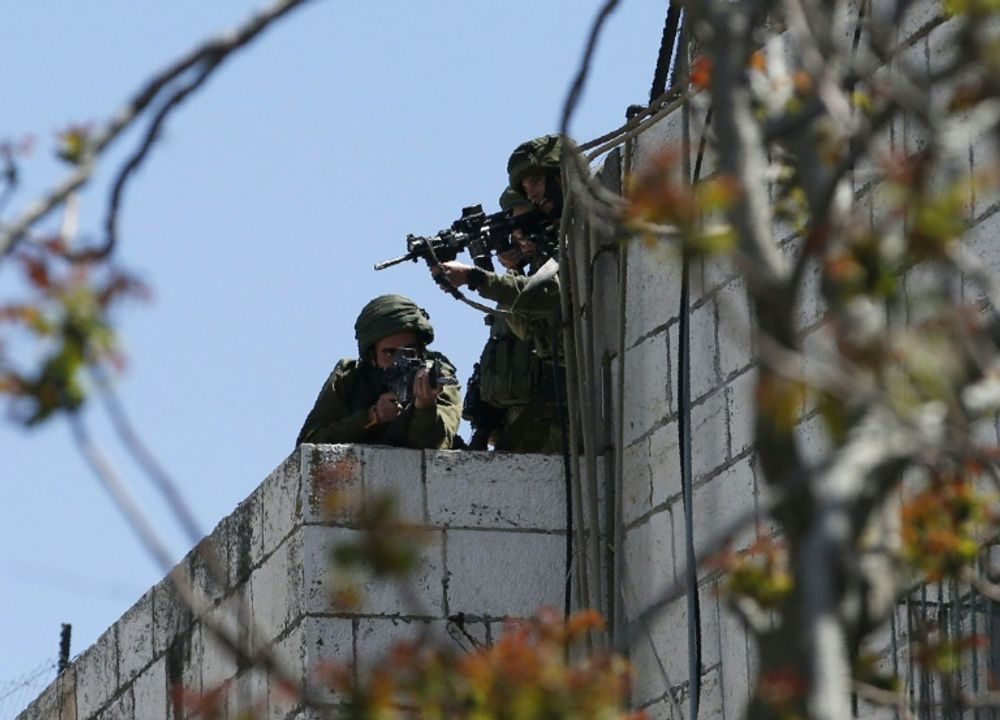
[507,134,563,194]
[499,186,533,212]
[354,294,434,358]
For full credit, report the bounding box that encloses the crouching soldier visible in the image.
[437,135,567,453]
[296,294,461,449]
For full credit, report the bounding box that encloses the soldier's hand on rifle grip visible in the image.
[413,368,443,409]
[431,261,473,290]
[369,392,402,425]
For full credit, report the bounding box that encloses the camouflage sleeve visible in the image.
[295,360,370,446]
[401,353,462,449]
[404,381,462,449]
[476,269,561,317]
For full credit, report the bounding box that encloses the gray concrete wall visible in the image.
[16,445,569,720]
[585,3,1000,718]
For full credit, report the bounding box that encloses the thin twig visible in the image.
[0,0,318,259]
[68,412,329,711]
[91,364,204,546]
[559,0,622,138]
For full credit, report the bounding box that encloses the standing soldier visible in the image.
[463,188,557,452]
[296,294,461,449]
[437,134,566,453]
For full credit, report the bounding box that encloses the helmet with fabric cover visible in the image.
[354,294,434,358]
[506,134,563,194]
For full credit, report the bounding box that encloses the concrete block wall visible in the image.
[590,3,1000,718]
[16,445,569,720]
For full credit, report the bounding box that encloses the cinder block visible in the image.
[699,583,724,672]
[302,616,354,704]
[900,39,931,157]
[76,626,118,719]
[970,128,1000,220]
[165,625,203,718]
[622,508,675,615]
[630,627,672,709]
[688,457,756,552]
[54,667,76,720]
[718,603,751,720]
[269,622,305,720]
[649,594,692,699]
[301,524,445,617]
[200,599,241,694]
[623,438,653,527]
[685,666,724,720]
[227,483,265,587]
[691,392,729,482]
[132,657,167,720]
[963,221,1000,306]
[689,300,720,401]
[904,260,956,325]
[95,687,132,720]
[152,578,194,659]
[354,618,446,677]
[363,446,425,523]
[634,108,687,164]
[717,278,752,380]
[900,0,946,39]
[624,236,682,348]
[299,444,363,526]
[425,452,564,531]
[250,538,302,652]
[702,254,737,301]
[794,412,833,468]
[117,589,154,685]
[226,668,268,720]
[261,450,303,557]
[623,331,671,447]
[446,530,564,618]
[726,369,757,460]
[650,421,682,507]
[188,533,229,611]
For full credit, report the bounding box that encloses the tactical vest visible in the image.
[478,316,545,407]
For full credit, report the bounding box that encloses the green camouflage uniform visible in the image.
[467,149,566,453]
[296,294,461,449]
[472,265,563,453]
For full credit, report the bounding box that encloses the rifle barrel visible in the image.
[373,253,414,271]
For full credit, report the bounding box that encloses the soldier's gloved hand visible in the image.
[370,392,402,424]
[413,368,443,409]
[431,261,473,289]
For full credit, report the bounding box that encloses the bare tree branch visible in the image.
[0,0,319,259]
[559,0,621,139]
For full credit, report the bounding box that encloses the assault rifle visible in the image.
[383,348,458,408]
[373,204,557,275]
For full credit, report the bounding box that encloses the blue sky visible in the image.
[0,0,666,702]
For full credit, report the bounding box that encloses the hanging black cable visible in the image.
[677,223,702,720]
[553,314,574,619]
[665,11,704,719]
[680,102,713,720]
[649,1,683,102]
